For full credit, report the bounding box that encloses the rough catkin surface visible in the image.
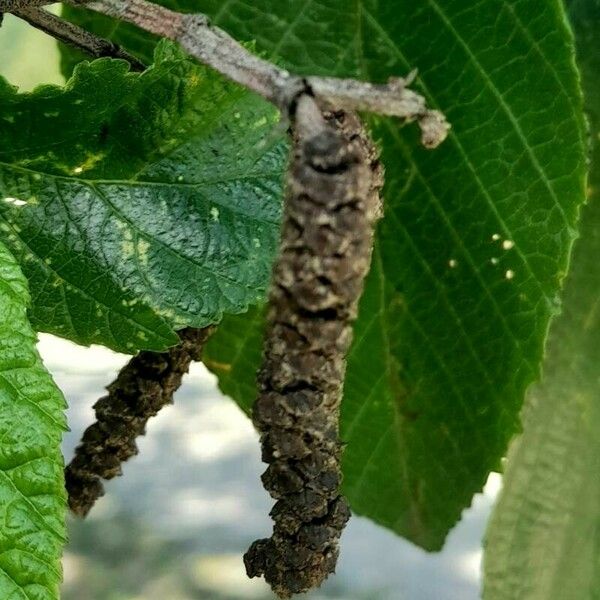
[65,326,214,517]
[244,99,383,598]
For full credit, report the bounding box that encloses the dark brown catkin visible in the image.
[244,96,384,598]
[65,326,214,517]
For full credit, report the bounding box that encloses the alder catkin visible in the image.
[244,96,384,598]
[65,326,214,517]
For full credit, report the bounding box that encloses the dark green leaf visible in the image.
[64,0,587,547]
[483,2,600,597]
[196,0,586,549]
[203,305,264,414]
[0,42,286,353]
[0,240,67,600]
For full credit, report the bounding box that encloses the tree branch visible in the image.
[66,0,449,148]
[12,5,145,69]
[0,0,54,9]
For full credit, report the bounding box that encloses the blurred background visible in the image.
[0,13,500,600]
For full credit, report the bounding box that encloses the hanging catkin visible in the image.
[65,326,214,516]
[244,95,384,598]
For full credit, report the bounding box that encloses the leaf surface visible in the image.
[483,2,600,597]
[0,240,67,600]
[0,42,286,353]
[64,0,587,548]
[200,0,588,549]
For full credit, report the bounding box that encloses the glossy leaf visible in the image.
[64,0,587,548]
[483,1,600,597]
[0,41,286,354]
[0,240,67,600]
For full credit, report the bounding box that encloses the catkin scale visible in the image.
[244,97,383,598]
[65,326,214,517]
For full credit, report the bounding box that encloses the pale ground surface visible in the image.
[1,15,500,599]
[39,334,500,600]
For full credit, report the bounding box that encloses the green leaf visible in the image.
[0,41,286,353]
[0,240,67,600]
[483,2,600,598]
[195,0,586,549]
[62,1,587,548]
[203,305,264,414]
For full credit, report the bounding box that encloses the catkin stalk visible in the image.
[244,96,384,598]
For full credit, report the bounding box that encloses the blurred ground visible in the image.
[39,335,498,600]
[1,15,499,599]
